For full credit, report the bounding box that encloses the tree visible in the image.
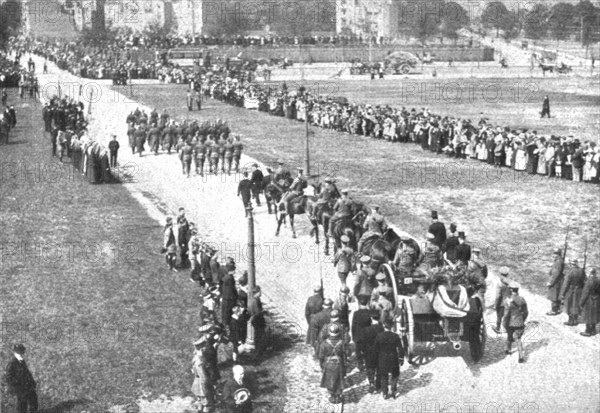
[523,3,550,39]
[0,0,21,44]
[440,2,470,45]
[548,3,577,41]
[576,0,600,46]
[481,1,510,37]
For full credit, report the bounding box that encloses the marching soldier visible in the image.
[374,318,405,400]
[579,267,599,337]
[308,298,333,355]
[319,324,349,405]
[181,139,194,178]
[333,287,351,331]
[217,133,227,173]
[503,282,528,363]
[210,137,220,175]
[224,138,235,175]
[232,135,243,173]
[492,267,512,334]
[305,284,324,328]
[546,248,565,316]
[237,171,253,216]
[195,138,207,176]
[560,258,587,326]
[333,235,356,290]
[428,210,447,248]
[250,164,264,207]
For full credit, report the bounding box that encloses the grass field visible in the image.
[0,92,290,411]
[126,77,599,298]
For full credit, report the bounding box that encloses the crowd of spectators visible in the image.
[202,77,600,184]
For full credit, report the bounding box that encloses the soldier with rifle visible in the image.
[547,228,569,315]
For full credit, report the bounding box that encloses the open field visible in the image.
[128,78,599,298]
[0,91,290,411]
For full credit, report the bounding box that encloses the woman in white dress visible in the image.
[515,142,528,171]
[537,141,547,175]
[582,144,595,182]
[505,141,514,167]
[477,138,487,161]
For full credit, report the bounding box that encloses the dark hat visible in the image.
[370,309,381,320]
[449,223,457,232]
[431,210,438,219]
[12,344,26,354]
[458,231,466,238]
[239,271,248,286]
[166,217,173,223]
[340,286,350,294]
[323,299,333,308]
[358,296,369,306]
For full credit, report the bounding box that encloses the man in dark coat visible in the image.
[304,284,324,328]
[351,296,372,371]
[428,210,446,248]
[503,283,528,363]
[250,164,264,206]
[493,267,512,334]
[318,324,348,404]
[442,223,459,264]
[455,232,471,267]
[108,135,120,168]
[177,208,190,268]
[541,95,550,118]
[546,248,565,315]
[579,267,599,337]
[221,269,238,327]
[238,172,253,216]
[363,310,384,393]
[374,318,404,399]
[4,344,38,413]
[560,258,587,326]
[307,299,332,353]
[222,365,253,413]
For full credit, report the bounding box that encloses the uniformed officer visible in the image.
[305,284,324,328]
[393,236,418,280]
[374,318,405,399]
[237,172,253,216]
[310,178,341,221]
[329,189,354,236]
[560,258,587,326]
[503,282,528,363]
[281,168,307,213]
[181,139,194,178]
[420,233,442,269]
[333,286,351,330]
[492,267,512,333]
[209,136,220,174]
[333,235,356,290]
[546,248,565,315]
[319,324,349,405]
[371,273,394,321]
[274,161,291,183]
[354,255,377,304]
[579,267,599,337]
[162,217,177,271]
[217,133,228,173]
[467,247,488,282]
[358,205,388,252]
[428,210,447,248]
[308,299,333,355]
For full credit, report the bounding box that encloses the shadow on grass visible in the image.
[38,398,94,413]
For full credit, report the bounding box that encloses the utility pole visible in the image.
[191,0,196,38]
[305,103,310,176]
[244,205,256,352]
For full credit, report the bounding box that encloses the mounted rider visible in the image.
[357,205,388,253]
[310,178,341,221]
[281,168,308,213]
[274,161,292,184]
[329,189,355,236]
[393,235,418,280]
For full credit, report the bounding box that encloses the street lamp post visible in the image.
[244,205,257,352]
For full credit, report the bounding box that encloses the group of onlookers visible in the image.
[202,76,600,184]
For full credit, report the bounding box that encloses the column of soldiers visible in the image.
[162,214,263,412]
[125,108,244,178]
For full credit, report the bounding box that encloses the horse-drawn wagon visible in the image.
[356,228,487,364]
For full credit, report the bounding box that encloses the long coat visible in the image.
[305,294,324,327]
[319,338,348,395]
[580,274,600,325]
[560,265,586,316]
[307,308,331,347]
[4,356,36,395]
[374,330,404,376]
[547,256,564,302]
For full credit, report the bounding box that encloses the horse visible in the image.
[358,227,402,267]
[305,182,336,255]
[539,63,555,75]
[264,177,292,222]
[275,191,317,238]
[330,201,370,253]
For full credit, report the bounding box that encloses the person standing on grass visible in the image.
[541,95,550,118]
[579,267,600,337]
[108,134,120,168]
[3,343,38,413]
[503,282,528,363]
[561,258,587,326]
[187,90,194,111]
[546,248,565,315]
[162,217,178,271]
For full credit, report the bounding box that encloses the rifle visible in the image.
[583,236,588,273]
[562,226,570,263]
